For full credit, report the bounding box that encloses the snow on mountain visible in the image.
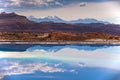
[28,16,64,23]
[28,16,110,24]
[69,18,109,24]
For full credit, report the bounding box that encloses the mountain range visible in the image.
[0,12,120,35]
[28,16,64,23]
[28,16,110,24]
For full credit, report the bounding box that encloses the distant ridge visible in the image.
[28,16,64,23]
[0,12,120,35]
[28,16,110,24]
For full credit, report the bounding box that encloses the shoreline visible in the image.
[0,41,120,44]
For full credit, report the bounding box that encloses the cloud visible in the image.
[0,0,63,9]
[0,61,66,79]
[0,8,4,12]
[22,75,56,78]
[1,45,120,71]
[14,0,120,24]
[1,45,120,79]
[79,2,87,7]
[0,74,4,80]
[0,0,117,11]
[107,17,120,24]
[80,2,87,7]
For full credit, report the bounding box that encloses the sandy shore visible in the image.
[0,41,120,44]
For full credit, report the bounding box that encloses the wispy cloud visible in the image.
[79,2,87,7]
[0,61,66,79]
[0,8,4,12]
[0,0,63,10]
[1,45,120,79]
[0,0,117,10]
[1,46,120,71]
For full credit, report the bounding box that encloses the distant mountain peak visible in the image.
[45,16,63,20]
[0,12,17,16]
[0,12,24,19]
[0,12,32,24]
[46,16,55,19]
[28,16,64,23]
[28,16,110,24]
[1,12,7,15]
[68,18,110,24]
[0,12,120,35]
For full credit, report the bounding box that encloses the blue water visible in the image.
[0,44,118,52]
[0,44,120,80]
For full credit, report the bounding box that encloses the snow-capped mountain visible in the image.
[28,16,64,23]
[69,18,109,24]
[1,12,120,35]
[28,16,110,24]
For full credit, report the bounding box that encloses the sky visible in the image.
[1,45,120,70]
[0,0,120,24]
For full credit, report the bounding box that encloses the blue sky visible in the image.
[0,0,117,10]
[1,45,120,71]
[0,0,120,24]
